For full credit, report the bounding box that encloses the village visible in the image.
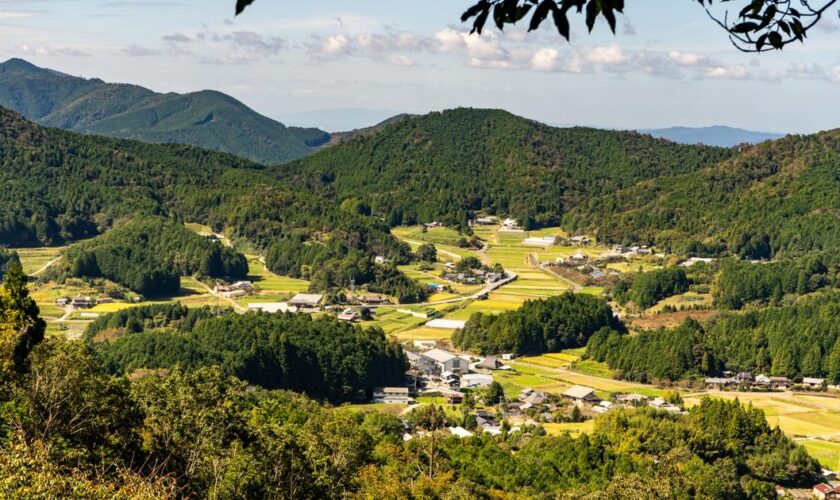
[16,219,840,497]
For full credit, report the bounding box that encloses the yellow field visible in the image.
[392,327,453,342]
[542,421,595,435]
[684,391,840,441]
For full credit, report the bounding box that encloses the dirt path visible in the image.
[401,238,465,261]
[531,252,584,292]
[197,281,247,313]
[32,257,61,277]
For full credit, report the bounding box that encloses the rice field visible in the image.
[684,391,840,444]
[17,246,64,275]
[800,439,840,470]
[542,421,596,436]
[391,226,465,247]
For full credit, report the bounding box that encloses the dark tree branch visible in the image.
[234,0,840,52]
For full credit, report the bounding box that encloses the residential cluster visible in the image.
[704,372,831,392]
[213,280,254,298]
[55,295,119,309]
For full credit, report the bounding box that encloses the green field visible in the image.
[647,291,713,313]
[800,439,840,470]
[17,246,64,276]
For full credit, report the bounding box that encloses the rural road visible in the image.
[32,256,61,277]
[531,252,584,293]
[400,238,469,262]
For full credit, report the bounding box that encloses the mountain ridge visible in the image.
[641,125,784,147]
[0,58,330,164]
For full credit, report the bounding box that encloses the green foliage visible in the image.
[264,236,424,303]
[615,267,690,309]
[0,262,45,377]
[0,292,823,498]
[90,307,408,403]
[567,132,840,256]
[714,255,835,309]
[415,243,437,263]
[0,58,329,164]
[586,319,710,383]
[60,217,248,296]
[0,249,18,280]
[482,381,505,405]
[0,107,419,295]
[588,293,840,383]
[453,292,624,355]
[278,108,729,229]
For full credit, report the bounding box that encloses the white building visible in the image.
[421,348,468,374]
[461,373,494,388]
[288,293,324,309]
[372,387,412,404]
[447,426,474,438]
[425,319,467,330]
[249,302,296,314]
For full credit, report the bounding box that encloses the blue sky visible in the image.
[2,0,840,132]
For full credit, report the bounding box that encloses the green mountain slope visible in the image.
[276,108,733,228]
[565,131,840,257]
[0,58,329,163]
[0,106,420,298]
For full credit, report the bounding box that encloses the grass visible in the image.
[647,292,713,314]
[684,392,840,440]
[800,439,840,470]
[571,359,614,378]
[391,226,466,247]
[17,246,64,275]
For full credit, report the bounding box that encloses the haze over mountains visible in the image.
[642,125,784,147]
[0,58,329,164]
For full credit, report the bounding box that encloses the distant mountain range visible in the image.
[0,58,329,164]
[641,125,784,147]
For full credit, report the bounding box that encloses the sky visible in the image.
[2,0,840,132]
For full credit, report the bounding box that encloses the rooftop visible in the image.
[425,319,467,330]
[423,348,458,363]
[289,293,324,306]
[563,385,595,399]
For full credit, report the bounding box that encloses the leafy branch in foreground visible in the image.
[234,0,840,52]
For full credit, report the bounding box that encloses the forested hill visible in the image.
[275,108,732,229]
[0,58,329,164]
[564,130,840,257]
[0,106,421,298]
[0,106,403,255]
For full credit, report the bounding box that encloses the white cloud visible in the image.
[316,34,351,57]
[668,50,705,66]
[434,28,465,53]
[706,65,748,79]
[581,44,628,65]
[16,44,91,57]
[531,48,559,72]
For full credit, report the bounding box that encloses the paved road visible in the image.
[329,270,519,310]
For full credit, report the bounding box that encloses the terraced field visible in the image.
[16,246,64,275]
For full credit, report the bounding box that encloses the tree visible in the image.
[235,0,839,52]
[483,381,505,406]
[0,262,45,376]
[416,243,438,263]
